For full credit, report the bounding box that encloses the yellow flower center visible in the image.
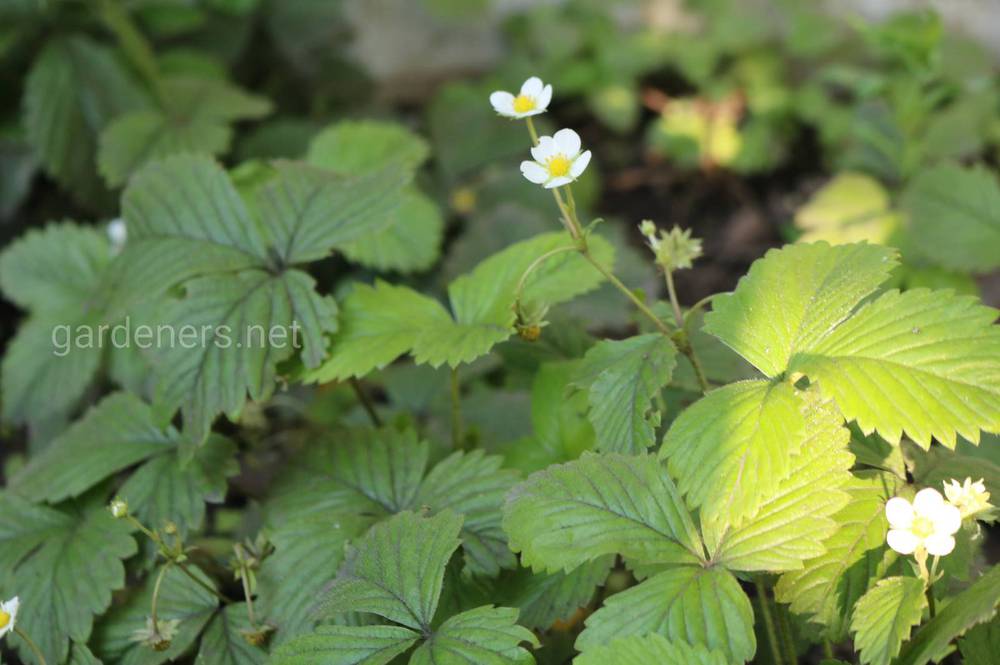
[911,515,935,539]
[513,95,536,113]
[0,610,10,629]
[546,155,571,178]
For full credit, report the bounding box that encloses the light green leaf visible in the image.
[851,576,927,665]
[495,556,613,630]
[410,606,538,665]
[576,566,756,663]
[775,472,900,639]
[338,188,444,273]
[24,37,148,204]
[572,334,677,454]
[98,75,272,187]
[94,565,218,665]
[319,510,463,631]
[195,603,267,665]
[788,289,1000,448]
[902,163,1000,272]
[794,172,899,245]
[704,242,897,377]
[307,119,429,175]
[660,380,807,536]
[270,625,420,665]
[503,452,704,573]
[0,494,137,664]
[10,393,175,502]
[711,391,854,571]
[897,566,1000,665]
[574,634,728,665]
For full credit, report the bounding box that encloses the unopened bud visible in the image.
[110,498,129,519]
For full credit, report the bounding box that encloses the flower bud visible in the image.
[110,498,129,519]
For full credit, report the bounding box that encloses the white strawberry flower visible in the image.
[520,128,592,189]
[885,488,962,557]
[490,76,553,119]
[0,596,19,640]
[943,477,993,519]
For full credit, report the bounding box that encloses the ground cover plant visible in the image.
[1,1,999,664]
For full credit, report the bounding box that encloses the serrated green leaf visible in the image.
[775,472,900,638]
[67,643,102,665]
[306,119,429,175]
[98,75,271,187]
[23,37,148,204]
[902,163,1000,272]
[319,510,463,630]
[94,565,218,665]
[410,605,537,665]
[897,566,1000,665]
[338,188,444,273]
[794,172,899,245]
[704,242,897,377]
[10,393,175,502]
[195,603,267,665]
[576,566,756,663]
[789,289,1000,447]
[503,452,704,573]
[270,625,420,665]
[495,556,613,630]
[958,617,1000,665]
[572,334,677,454]
[660,380,807,536]
[574,634,728,665]
[0,494,137,664]
[310,233,613,379]
[851,576,927,665]
[711,391,854,571]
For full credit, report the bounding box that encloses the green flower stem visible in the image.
[776,598,798,665]
[525,116,540,145]
[513,245,578,305]
[349,377,382,427]
[150,561,173,629]
[450,367,464,450]
[755,577,786,665]
[174,560,235,603]
[663,267,710,393]
[235,553,258,627]
[823,640,834,658]
[14,626,47,665]
[95,0,162,98]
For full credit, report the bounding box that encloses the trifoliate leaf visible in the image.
[149,268,336,439]
[902,163,1000,272]
[10,393,175,502]
[23,37,148,204]
[503,452,704,574]
[574,634,728,665]
[0,494,137,664]
[98,75,272,187]
[897,565,1000,665]
[576,565,756,663]
[850,576,927,665]
[318,510,463,630]
[94,565,218,665]
[495,556,613,630]
[572,333,677,454]
[704,242,897,377]
[660,380,807,536]
[195,603,267,665]
[270,625,420,665]
[410,606,537,665]
[788,289,1000,447]
[775,472,900,639]
[310,233,613,380]
[306,119,429,175]
[710,391,854,571]
[795,172,899,245]
[257,514,371,644]
[338,188,444,273]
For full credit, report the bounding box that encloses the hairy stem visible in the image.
[349,377,382,427]
[450,367,464,450]
[175,561,234,603]
[755,578,785,665]
[14,627,48,665]
[664,268,710,393]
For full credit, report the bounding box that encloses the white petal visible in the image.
[521,76,544,98]
[553,128,581,156]
[531,136,559,163]
[934,503,962,535]
[545,176,573,189]
[914,488,945,515]
[520,161,548,184]
[886,529,919,555]
[885,497,914,529]
[924,533,955,556]
[570,150,592,178]
[490,91,516,117]
[943,480,961,503]
[537,84,553,110]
